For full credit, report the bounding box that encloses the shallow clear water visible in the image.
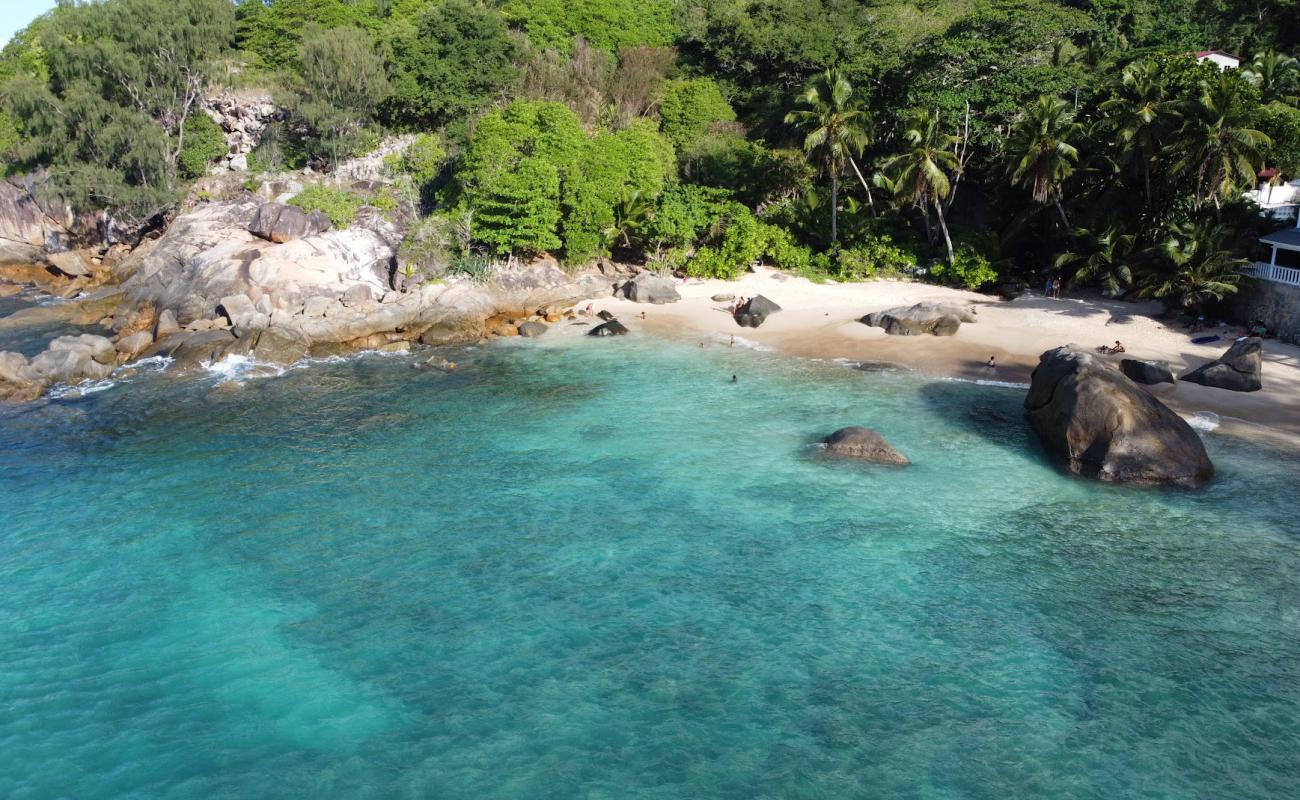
[2,335,1299,799]
[0,291,94,357]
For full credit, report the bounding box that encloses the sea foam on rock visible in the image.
[1025,345,1213,488]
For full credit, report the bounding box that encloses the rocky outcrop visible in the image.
[0,180,71,264]
[1179,337,1263,392]
[248,203,332,243]
[202,92,277,173]
[589,319,629,336]
[735,295,781,328]
[622,273,680,304]
[1120,358,1175,385]
[518,321,549,337]
[0,334,119,399]
[822,427,909,465]
[117,199,399,317]
[862,302,977,336]
[1024,345,1213,488]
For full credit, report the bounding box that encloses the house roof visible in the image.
[1260,227,1300,250]
[1196,49,1240,59]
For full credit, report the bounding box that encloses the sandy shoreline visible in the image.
[576,268,1300,446]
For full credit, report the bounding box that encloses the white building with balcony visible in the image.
[1250,215,1300,288]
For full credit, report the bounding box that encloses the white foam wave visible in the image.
[1186,411,1220,433]
[204,354,285,383]
[941,375,1032,390]
[711,333,773,352]
[46,378,118,399]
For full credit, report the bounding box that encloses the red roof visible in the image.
[1196,50,1239,59]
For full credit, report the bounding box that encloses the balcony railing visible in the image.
[1246,262,1300,287]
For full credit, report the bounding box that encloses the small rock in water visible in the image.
[588,320,629,337]
[822,427,910,465]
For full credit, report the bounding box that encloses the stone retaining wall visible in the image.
[1233,278,1300,345]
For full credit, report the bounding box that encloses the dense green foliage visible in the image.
[287,183,363,226]
[4,0,1299,317]
[178,113,228,178]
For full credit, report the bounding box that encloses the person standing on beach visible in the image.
[1045,275,1055,298]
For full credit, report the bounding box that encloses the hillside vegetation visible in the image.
[3,0,1299,313]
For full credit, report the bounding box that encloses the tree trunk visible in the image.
[830,169,839,245]
[848,156,876,217]
[1054,196,1071,229]
[935,197,955,265]
[1143,159,1152,208]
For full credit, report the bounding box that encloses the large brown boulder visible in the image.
[248,203,332,243]
[734,295,781,328]
[1179,337,1263,392]
[822,427,909,465]
[1025,345,1213,488]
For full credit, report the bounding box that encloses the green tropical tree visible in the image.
[1054,226,1137,295]
[1008,94,1082,227]
[878,108,959,264]
[1168,73,1271,211]
[603,190,653,249]
[784,69,874,246]
[1097,60,1170,206]
[1244,49,1299,104]
[1140,222,1245,310]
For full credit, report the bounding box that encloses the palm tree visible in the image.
[1244,49,1299,104]
[1008,94,1082,227]
[603,191,653,250]
[1139,221,1245,311]
[1054,226,1137,295]
[1167,73,1271,211]
[784,69,874,245]
[1097,60,1169,206]
[878,108,959,264]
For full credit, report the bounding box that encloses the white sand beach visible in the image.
[579,268,1300,442]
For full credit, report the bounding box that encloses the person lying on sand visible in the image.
[1097,340,1125,354]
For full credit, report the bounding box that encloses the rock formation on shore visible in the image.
[1120,358,1175,385]
[861,302,976,336]
[1180,337,1263,392]
[621,272,680,304]
[822,427,910,465]
[0,188,618,399]
[735,295,781,328]
[1024,345,1213,488]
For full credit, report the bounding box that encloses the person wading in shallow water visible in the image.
[731,375,737,383]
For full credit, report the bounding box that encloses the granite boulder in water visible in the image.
[589,319,629,336]
[1025,345,1212,488]
[822,427,909,465]
[734,295,781,328]
[1179,337,1263,392]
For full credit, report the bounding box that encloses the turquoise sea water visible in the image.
[2,332,1299,799]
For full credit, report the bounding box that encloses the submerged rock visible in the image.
[861,302,976,336]
[735,295,781,328]
[589,319,629,336]
[822,427,909,465]
[622,273,680,304]
[1120,358,1175,385]
[1180,337,1263,392]
[1024,345,1213,488]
